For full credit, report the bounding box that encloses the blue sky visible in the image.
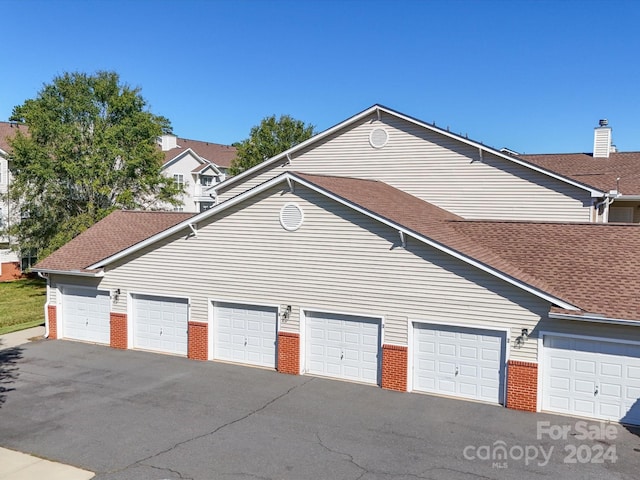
[2,0,639,153]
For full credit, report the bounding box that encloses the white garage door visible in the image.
[133,295,188,355]
[214,302,278,368]
[62,287,111,344]
[413,323,506,404]
[543,335,640,425]
[306,311,380,384]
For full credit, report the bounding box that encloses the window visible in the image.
[173,174,184,187]
[173,206,184,212]
[200,175,214,186]
[199,202,214,212]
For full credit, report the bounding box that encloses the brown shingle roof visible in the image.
[0,121,27,154]
[519,152,640,195]
[35,171,640,321]
[452,220,640,321]
[34,210,193,273]
[293,172,561,301]
[163,138,237,168]
[294,173,640,320]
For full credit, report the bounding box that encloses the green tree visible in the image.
[6,71,182,260]
[229,114,315,175]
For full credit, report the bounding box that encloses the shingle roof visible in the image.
[0,121,26,154]
[34,171,640,321]
[294,173,640,320]
[293,172,562,303]
[163,138,237,168]
[519,152,640,195]
[451,220,640,321]
[34,211,193,273]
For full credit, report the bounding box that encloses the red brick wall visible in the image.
[0,262,22,282]
[188,321,208,360]
[47,305,57,339]
[381,344,408,391]
[277,331,299,374]
[110,313,128,350]
[506,360,538,412]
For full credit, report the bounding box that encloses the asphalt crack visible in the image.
[314,432,494,480]
[102,377,314,478]
[139,462,193,480]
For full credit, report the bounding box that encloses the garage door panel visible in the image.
[214,303,277,368]
[543,335,640,425]
[306,312,381,385]
[133,295,188,356]
[62,288,111,344]
[413,323,505,404]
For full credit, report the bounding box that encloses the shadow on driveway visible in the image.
[0,341,23,407]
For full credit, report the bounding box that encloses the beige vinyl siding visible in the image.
[49,184,556,363]
[49,275,105,305]
[217,112,591,222]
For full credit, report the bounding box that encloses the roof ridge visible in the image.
[449,218,640,227]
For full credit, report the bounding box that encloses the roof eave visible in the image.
[212,104,605,197]
[88,170,581,312]
[32,268,105,277]
[211,105,382,193]
[549,311,640,326]
[161,147,205,170]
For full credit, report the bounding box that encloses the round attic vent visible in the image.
[280,203,304,231]
[369,127,389,148]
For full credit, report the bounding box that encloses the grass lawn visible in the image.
[0,277,46,335]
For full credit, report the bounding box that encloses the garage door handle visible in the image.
[594,386,598,396]
[244,337,247,346]
[455,366,459,376]
[160,328,163,336]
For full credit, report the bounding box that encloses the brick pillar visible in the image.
[188,321,208,360]
[110,313,128,349]
[277,332,300,375]
[506,360,538,412]
[381,344,408,391]
[47,305,57,339]
[0,262,22,282]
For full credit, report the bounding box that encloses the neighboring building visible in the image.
[518,121,640,223]
[0,122,21,281]
[33,105,640,427]
[159,134,237,213]
[0,127,235,280]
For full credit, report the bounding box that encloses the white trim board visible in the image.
[85,171,579,313]
[210,104,605,198]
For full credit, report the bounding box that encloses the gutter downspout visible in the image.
[38,272,50,338]
[593,193,618,223]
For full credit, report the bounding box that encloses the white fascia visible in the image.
[210,106,382,193]
[88,171,580,312]
[87,173,293,270]
[31,268,105,277]
[210,104,605,198]
[161,148,203,171]
[288,174,580,312]
[374,106,605,198]
[548,312,640,326]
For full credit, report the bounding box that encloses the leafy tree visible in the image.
[229,114,315,175]
[6,71,182,260]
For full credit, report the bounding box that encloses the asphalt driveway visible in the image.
[1,338,639,480]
